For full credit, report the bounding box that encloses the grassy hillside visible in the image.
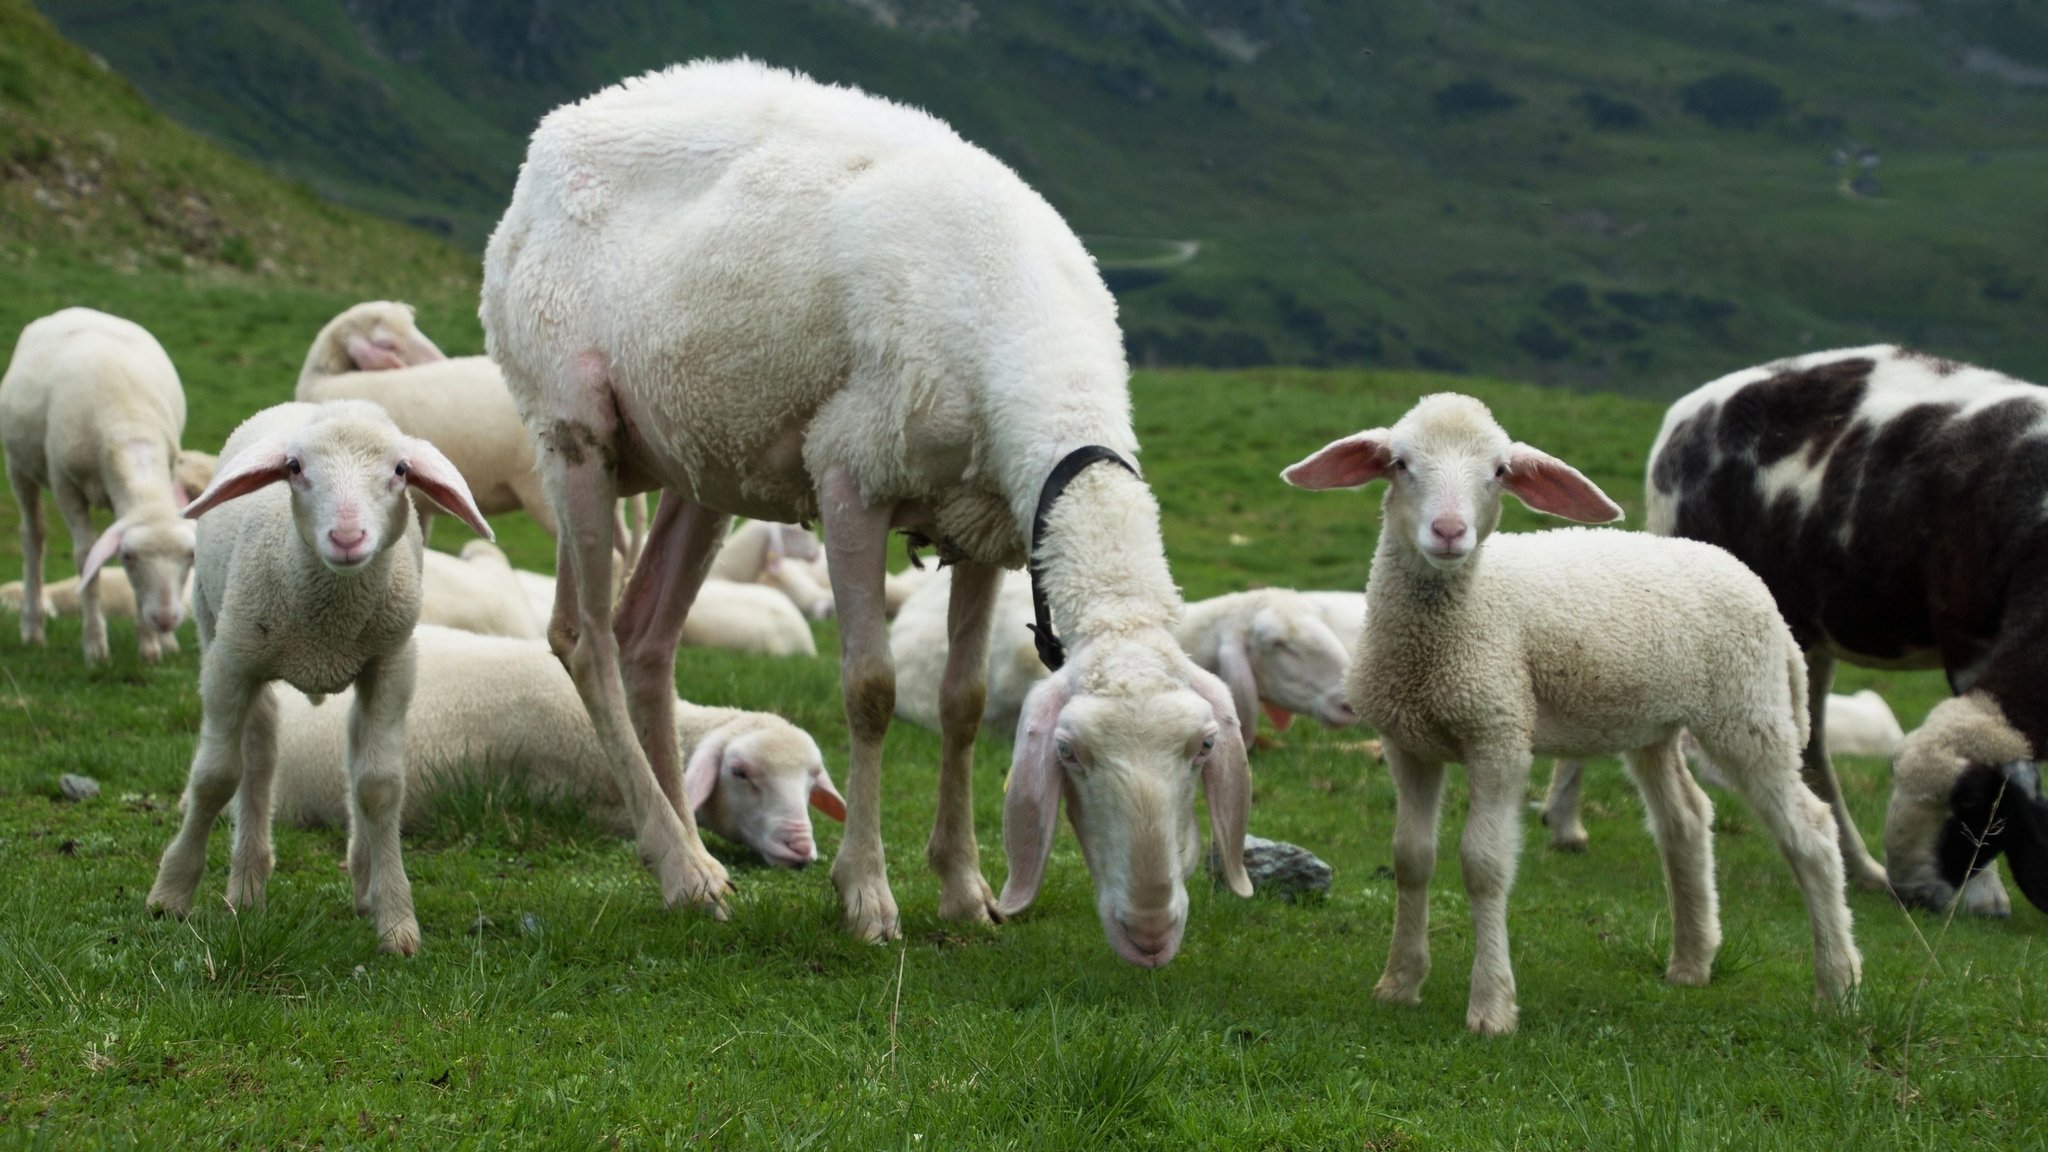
[33,0,2048,393]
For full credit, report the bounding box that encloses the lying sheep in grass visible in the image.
[146,400,491,956]
[1,308,197,663]
[420,540,542,640]
[512,567,817,658]
[711,520,835,619]
[270,626,844,867]
[1,568,191,622]
[892,569,1356,738]
[1283,392,1859,1036]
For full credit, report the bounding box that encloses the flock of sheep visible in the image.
[3,59,2042,1036]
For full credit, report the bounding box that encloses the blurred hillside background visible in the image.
[17,0,2048,395]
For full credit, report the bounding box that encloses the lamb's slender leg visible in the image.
[537,381,729,915]
[817,464,900,942]
[147,662,264,916]
[1699,726,1862,1002]
[225,685,280,909]
[1373,742,1446,1007]
[9,468,46,647]
[1460,750,1531,1036]
[1539,760,1588,851]
[613,495,729,820]
[1798,649,1887,891]
[52,485,107,664]
[1624,736,1721,986]
[347,644,421,955]
[928,559,1002,924]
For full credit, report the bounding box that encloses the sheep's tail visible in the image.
[1786,641,1812,749]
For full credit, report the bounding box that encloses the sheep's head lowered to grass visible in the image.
[184,400,491,570]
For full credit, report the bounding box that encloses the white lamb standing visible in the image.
[892,569,1356,738]
[145,400,492,956]
[418,540,543,640]
[1,308,197,663]
[269,626,845,868]
[1283,393,1859,1036]
[482,60,1253,964]
[710,519,836,619]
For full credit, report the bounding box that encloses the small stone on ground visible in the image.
[58,774,100,802]
[1208,834,1332,900]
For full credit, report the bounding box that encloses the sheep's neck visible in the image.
[1368,526,1482,617]
[101,434,180,519]
[1034,465,1180,645]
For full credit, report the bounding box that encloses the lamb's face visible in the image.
[118,520,197,636]
[689,723,846,869]
[1247,601,1357,728]
[284,425,426,571]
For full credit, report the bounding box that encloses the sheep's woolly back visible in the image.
[419,543,543,639]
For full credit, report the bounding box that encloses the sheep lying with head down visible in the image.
[483,59,1252,963]
[510,567,817,657]
[419,541,543,640]
[1284,393,1859,1035]
[145,400,491,956]
[2,308,197,663]
[270,626,845,868]
[711,520,835,619]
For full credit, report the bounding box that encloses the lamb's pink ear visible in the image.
[1262,702,1294,732]
[998,675,1073,918]
[170,482,192,511]
[683,737,725,813]
[1189,668,1254,897]
[1216,628,1261,741]
[80,519,128,585]
[401,438,494,541]
[183,440,291,520]
[1282,429,1394,490]
[809,767,847,823]
[345,334,408,372]
[1501,444,1624,523]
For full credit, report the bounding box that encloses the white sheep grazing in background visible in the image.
[511,567,817,658]
[710,519,835,619]
[1,308,197,663]
[892,570,1356,739]
[418,540,543,640]
[269,627,845,868]
[1300,590,1366,652]
[1,568,191,621]
[145,400,491,956]
[1284,393,1859,1035]
[482,60,1251,963]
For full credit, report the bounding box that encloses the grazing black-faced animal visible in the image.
[1542,345,2048,915]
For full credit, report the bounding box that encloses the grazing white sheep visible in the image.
[1,308,197,663]
[1284,393,1859,1035]
[145,400,491,956]
[481,60,1251,963]
[710,520,836,619]
[511,567,816,657]
[418,540,543,640]
[270,626,845,867]
[1,568,192,621]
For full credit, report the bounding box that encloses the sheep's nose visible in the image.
[329,527,367,551]
[1118,917,1175,958]
[151,610,180,633]
[1429,516,1467,545]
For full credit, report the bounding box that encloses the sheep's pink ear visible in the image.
[170,482,192,511]
[810,767,847,823]
[1501,443,1624,524]
[1262,702,1294,732]
[1282,429,1394,490]
[345,334,408,372]
[683,737,724,813]
[1216,628,1261,741]
[998,675,1073,918]
[1189,667,1254,897]
[401,438,494,541]
[183,441,291,520]
[81,519,128,585]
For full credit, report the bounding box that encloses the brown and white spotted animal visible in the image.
[1542,346,2048,916]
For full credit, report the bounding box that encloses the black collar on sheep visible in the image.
[1940,759,2048,914]
[1028,446,1138,671]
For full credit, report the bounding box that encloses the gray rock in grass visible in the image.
[58,774,100,802]
[1207,834,1332,900]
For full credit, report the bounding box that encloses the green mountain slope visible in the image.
[33,0,2048,393]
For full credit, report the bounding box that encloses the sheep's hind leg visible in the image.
[1539,760,1589,851]
[818,464,901,942]
[928,560,1002,925]
[10,469,46,646]
[1801,649,1888,892]
[53,485,107,664]
[1374,743,1446,1008]
[348,646,422,955]
[613,494,729,832]
[1625,736,1721,986]
[147,666,264,916]
[1459,750,1531,1036]
[539,386,729,916]
[225,685,280,909]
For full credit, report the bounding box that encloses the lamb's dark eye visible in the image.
[1494,464,1507,479]
[1393,458,1408,472]
[285,459,302,476]
[395,462,409,479]
[1200,734,1217,753]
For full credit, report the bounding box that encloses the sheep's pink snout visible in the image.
[775,820,817,868]
[1429,516,1468,547]
[1115,916,1181,967]
[149,609,180,634]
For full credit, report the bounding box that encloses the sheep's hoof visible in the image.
[378,920,422,957]
[1849,862,1891,893]
[836,875,903,943]
[658,849,733,917]
[1466,1002,1519,1037]
[935,870,1003,926]
[1548,830,1589,853]
[1664,960,1713,987]
[144,887,192,920]
[1959,869,2012,917]
[1371,974,1423,1005]
[82,640,109,665]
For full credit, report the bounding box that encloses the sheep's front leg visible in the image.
[818,465,900,942]
[1374,742,1445,1007]
[540,396,729,916]
[225,685,280,909]
[1539,760,1588,851]
[347,646,421,955]
[1460,750,1532,1036]
[1625,737,1720,986]
[53,486,107,664]
[9,468,45,647]
[928,559,1002,924]
[147,663,264,916]
[613,495,729,823]
[1800,649,1887,891]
